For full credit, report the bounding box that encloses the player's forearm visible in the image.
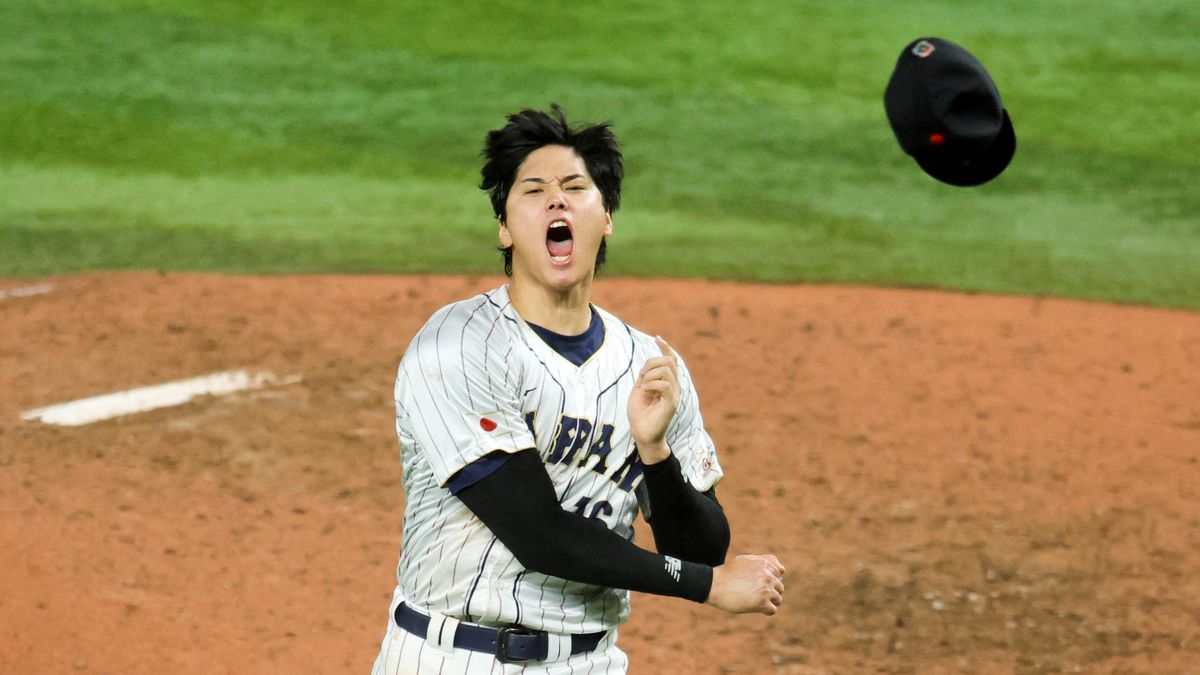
[528,508,713,602]
[455,449,712,602]
[641,452,731,566]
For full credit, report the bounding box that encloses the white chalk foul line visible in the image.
[0,282,56,301]
[21,370,303,426]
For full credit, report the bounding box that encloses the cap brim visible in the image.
[913,111,1016,187]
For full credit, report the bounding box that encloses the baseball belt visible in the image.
[393,602,607,664]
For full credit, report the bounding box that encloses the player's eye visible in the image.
[525,188,542,194]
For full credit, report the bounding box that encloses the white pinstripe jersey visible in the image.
[390,284,723,635]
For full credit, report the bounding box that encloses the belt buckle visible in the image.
[495,625,541,664]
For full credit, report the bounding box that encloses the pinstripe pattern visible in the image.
[375,285,721,670]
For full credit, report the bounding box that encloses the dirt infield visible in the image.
[1,272,1198,674]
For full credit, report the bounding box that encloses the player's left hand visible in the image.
[627,336,680,464]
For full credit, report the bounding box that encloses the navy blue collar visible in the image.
[526,307,605,367]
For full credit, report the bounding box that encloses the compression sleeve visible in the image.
[454,449,713,603]
[641,452,731,566]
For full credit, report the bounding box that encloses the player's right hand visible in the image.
[705,554,786,615]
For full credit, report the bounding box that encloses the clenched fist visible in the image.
[706,554,786,615]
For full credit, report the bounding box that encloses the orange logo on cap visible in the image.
[912,40,936,58]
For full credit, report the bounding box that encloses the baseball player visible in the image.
[371,105,786,674]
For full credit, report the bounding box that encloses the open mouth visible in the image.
[546,220,574,264]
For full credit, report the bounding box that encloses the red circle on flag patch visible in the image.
[480,418,498,432]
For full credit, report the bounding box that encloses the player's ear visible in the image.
[498,216,513,247]
[603,211,613,236]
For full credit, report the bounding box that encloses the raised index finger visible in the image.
[654,335,679,363]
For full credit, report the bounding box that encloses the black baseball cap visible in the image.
[884,37,1016,187]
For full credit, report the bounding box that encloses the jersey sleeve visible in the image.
[395,302,536,488]
[665,356,724,492]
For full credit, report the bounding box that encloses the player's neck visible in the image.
[508,276,594,335]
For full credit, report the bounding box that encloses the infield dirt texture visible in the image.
[2,272,1198,673]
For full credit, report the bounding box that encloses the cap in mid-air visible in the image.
[884,37,1016,187]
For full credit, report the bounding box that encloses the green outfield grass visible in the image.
[3,0,1198,307]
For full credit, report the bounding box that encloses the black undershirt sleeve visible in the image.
[640,452,731,566]
[454,449,713,603]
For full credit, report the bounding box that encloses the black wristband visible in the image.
[641,452,692,509]
[677,559,714,603]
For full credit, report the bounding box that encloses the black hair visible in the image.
[479,104,623,276]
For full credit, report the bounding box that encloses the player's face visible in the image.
[500,145,613,291]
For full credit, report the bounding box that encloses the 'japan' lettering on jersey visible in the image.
[390,285,723,635]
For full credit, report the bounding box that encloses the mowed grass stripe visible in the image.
[2,0,1198,307]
